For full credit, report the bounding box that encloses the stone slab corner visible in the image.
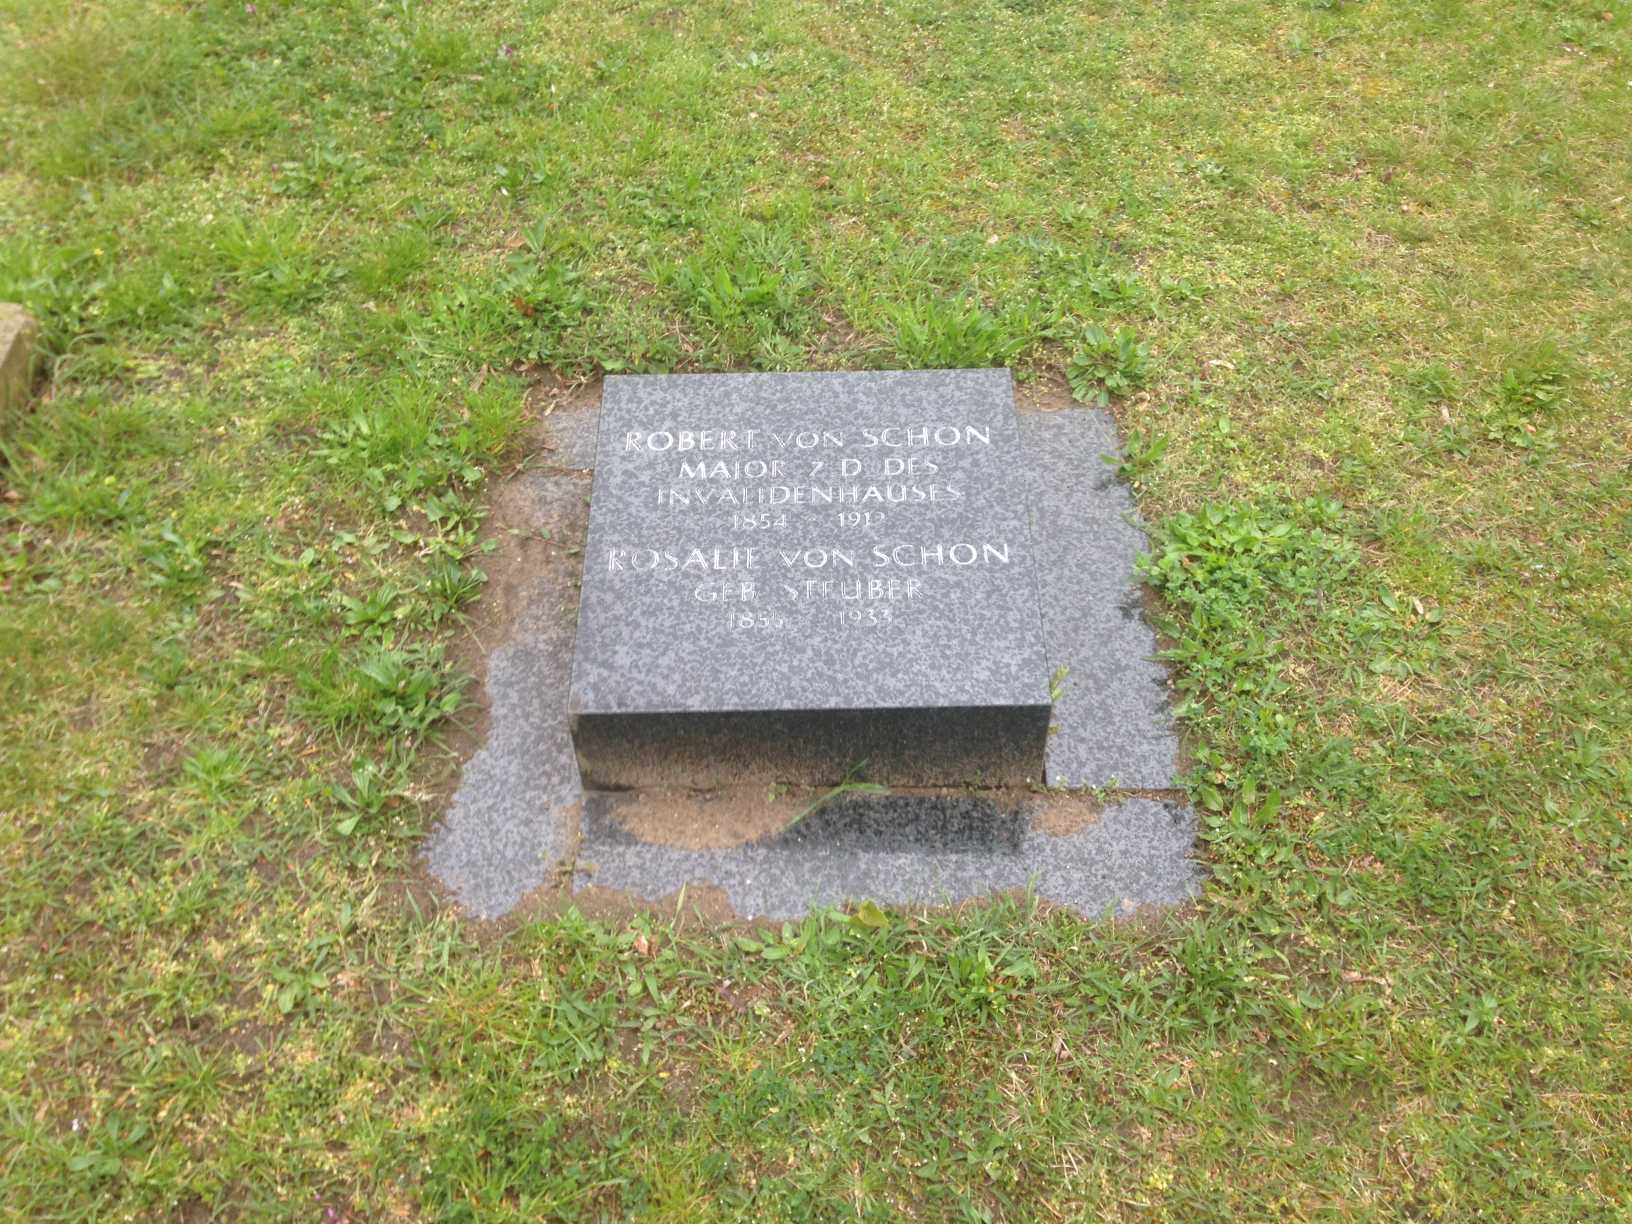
[1,303,40,427]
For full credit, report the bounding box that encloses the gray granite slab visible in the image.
[538,404,599,469]
[1,303,37,423]
[422,473,587,919]
[569,370,1051,786]
[577,792,1200,920]
[1019,411,1182,789]
[425,385,1195,922]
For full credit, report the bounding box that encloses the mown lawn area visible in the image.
[3,0,1630,1216]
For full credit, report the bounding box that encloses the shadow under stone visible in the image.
[586,791,1031,855]
[577,791,1199,921]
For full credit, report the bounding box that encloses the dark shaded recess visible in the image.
[585,791,1032,855]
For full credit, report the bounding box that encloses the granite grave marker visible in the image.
[568,369,1051,787]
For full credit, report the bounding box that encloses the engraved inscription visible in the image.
[600,417,1016,634]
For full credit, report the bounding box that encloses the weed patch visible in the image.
[890,296,1037,369]
[1066,323,1151,405]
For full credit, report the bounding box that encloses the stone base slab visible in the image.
[0,304,38,427]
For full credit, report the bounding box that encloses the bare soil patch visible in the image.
[605,786,813,849]
[1029,790,1103,836]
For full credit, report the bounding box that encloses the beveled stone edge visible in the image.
[571,703,1052,789]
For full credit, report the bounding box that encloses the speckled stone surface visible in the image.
[539,405,600,470]
[1,303,38,424]
[573,705,1051,790]
[424,387,1196,922]
[569,370,1051,786]
[1019,411,1182,788]
[422,473,588,919]
[578,792,1200,920]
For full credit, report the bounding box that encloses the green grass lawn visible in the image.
[3,0,1631,1216]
